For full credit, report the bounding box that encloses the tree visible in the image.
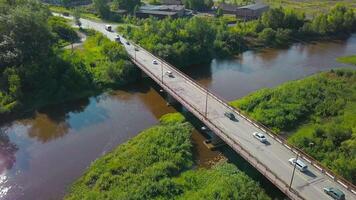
[114,0,141,13]
[92,0,111,19]
[73,8,82,28]
[216,7,223,18]
[258,28,276,45]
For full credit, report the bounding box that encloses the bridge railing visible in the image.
[130,42,356,195]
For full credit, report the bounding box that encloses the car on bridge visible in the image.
[253,132,267,143]
[323,187,345,200]
[152,60,158,65]
[165,71,174,78]
[224,112,237,121]
[115,35,120,42]
[288,158,308,172]
[105,25,112,32]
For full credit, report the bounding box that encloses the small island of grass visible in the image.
[65,113,270,200]
[337,55,356,65]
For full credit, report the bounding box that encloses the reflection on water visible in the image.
[184,35,356,100]
[0,131,18,174]
[0,172,11,199]
[0,35,355,200]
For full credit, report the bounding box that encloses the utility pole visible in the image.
[289,153,299,191]
[204,89,209,118]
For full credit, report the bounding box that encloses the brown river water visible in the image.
[0,35,355,200]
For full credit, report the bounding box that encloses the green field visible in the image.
[231,69,356,184]
[263,0,356,17]
[337,55,356,65]
[65,113,270,200]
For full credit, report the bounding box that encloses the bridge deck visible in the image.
[76,17,356,200]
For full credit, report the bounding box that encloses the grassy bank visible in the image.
[230,69,356,184]
[263,0,356,17]
[0,0,138,117]
[65,113,271,200]
[123,4,355,68]
[337,55,356,65]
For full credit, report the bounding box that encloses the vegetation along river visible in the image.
[0,35,355,200]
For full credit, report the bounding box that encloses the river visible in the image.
[0,35,355,200]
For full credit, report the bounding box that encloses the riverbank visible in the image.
[65,113,271,200]
[230,68,356,184]
[122,4,355,68]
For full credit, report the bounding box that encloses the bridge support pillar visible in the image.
[166,93,178,105]
[203,131,225,150]
[140,69,149,78]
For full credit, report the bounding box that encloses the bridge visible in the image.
[72,16,356,200]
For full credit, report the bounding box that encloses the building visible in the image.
[160,0,182,5]
[136,4,186,19]
[236,3,269,20]
[218,3,239,15]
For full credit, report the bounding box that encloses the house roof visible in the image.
[137,10,177,16]
[239,3,268,10]
[218,3,238,12]
[140,4,185,12]
[161,0,182,5]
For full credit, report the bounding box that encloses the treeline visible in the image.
[65,113,270,200]
[230,69,356,183]
[123,4,355,68]
[252,4,356,46]
[0,0,136,115]
[123,17,245,68]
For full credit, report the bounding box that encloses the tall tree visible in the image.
[114,0,141,13]
[92,0,111,19]
[73,7,82,28]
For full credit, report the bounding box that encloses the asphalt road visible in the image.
[59,14,356,200]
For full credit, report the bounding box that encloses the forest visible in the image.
[123,4,356,68]
[0,0,136,115]
[65,113,270,200]
[230,69,356,184]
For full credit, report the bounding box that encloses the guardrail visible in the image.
[128,41,356,196]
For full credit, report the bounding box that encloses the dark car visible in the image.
[224,112,237,121]
[126,41,130,45]
[323,187,345,200]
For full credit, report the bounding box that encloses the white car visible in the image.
[288,158,308,172]
[253,132,267,143]
[105,25,112,31]
[165,71,174,78]
[152,60,158,65]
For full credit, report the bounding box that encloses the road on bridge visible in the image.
[60,14,356,200]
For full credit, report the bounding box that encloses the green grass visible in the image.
[65,113,271,200]
[231,69,356,183]
[263,0,356,17]
[337,55,356,65]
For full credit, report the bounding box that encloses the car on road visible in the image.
[323,187,345,200]
[125,41,130,45]
[152,60,158,65]
[253,132,267,143]
[105,25,112,32]
[115,35,120,42]
[224,112,237,121]
[134,47,139,51]
[165,71,174,78]
[288,158,308,172]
